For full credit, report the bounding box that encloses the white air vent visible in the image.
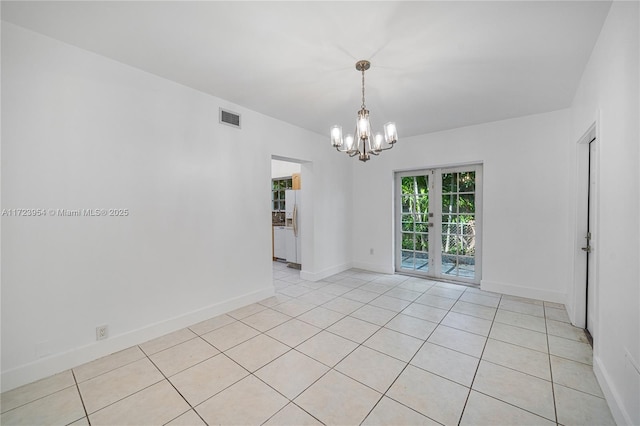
[219,108,241,128]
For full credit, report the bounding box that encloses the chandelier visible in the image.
[330,60,398,162]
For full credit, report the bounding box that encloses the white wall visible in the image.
[568,2,640,424]
[1,22,352,391]
[351,109,573,303]
[271,159,301,179]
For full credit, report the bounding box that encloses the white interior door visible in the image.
[396,165,482,284]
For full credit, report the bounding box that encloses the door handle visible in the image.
[293,205,298,237]
[582,233,592,252]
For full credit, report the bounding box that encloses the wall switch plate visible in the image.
[96,325,108,341]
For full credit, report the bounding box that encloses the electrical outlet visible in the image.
[96,325,109,341]
[370,248,374,255]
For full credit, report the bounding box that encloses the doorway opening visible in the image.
[395,164,483,285]
[572,122,598,344]
[271,157,304,270]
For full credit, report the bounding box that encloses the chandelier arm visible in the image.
[377,144,396,152]
[335,145,360,155]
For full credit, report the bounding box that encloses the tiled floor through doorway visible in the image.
[1,262,616,425]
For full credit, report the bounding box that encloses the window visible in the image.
[272,178,292,211]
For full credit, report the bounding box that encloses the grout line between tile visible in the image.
[245,342,354,424]
[141,334,201,358]
[184,353,251,412]
[134,354,195,417]
[73,348,147,384]
[471,389,561,425]
[544,304,560,425]
[456,293,501,425]
[358,288,450,424]
[71,369,91,425]
[278,279,415,423]
[82,378,165,418]
[260,399,325,426]
[0,381,79,417]
[164,408,205,426]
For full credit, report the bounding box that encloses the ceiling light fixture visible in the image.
[330,60,398,162]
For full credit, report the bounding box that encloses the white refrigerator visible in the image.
[285,190,301,265]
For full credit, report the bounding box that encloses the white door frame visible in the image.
[571,122,599,332]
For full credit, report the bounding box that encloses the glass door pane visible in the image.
[398,174,430,273]
[441,170,476,280]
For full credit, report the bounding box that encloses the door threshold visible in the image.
[396,271,479,288]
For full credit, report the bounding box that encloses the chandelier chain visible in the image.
[361,68,366,109]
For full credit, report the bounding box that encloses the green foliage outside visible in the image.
[401,175,430,252]
[271,178,292,211]
[402,172,476,258]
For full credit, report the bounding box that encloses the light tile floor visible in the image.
[1,262,616,425]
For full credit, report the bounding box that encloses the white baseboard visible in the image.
[300,262,352,282]
[1,287,274,392]
[351,260,395,275]
[593,354,636,426]
[480,279,566,303]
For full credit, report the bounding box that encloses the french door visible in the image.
[395,165,482,284]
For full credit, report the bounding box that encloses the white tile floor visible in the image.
[1,262,616,425]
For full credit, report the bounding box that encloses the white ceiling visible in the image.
[2,1,612,138]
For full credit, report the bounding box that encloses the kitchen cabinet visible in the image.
[273,226,287,260]
[292,173,301,190]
